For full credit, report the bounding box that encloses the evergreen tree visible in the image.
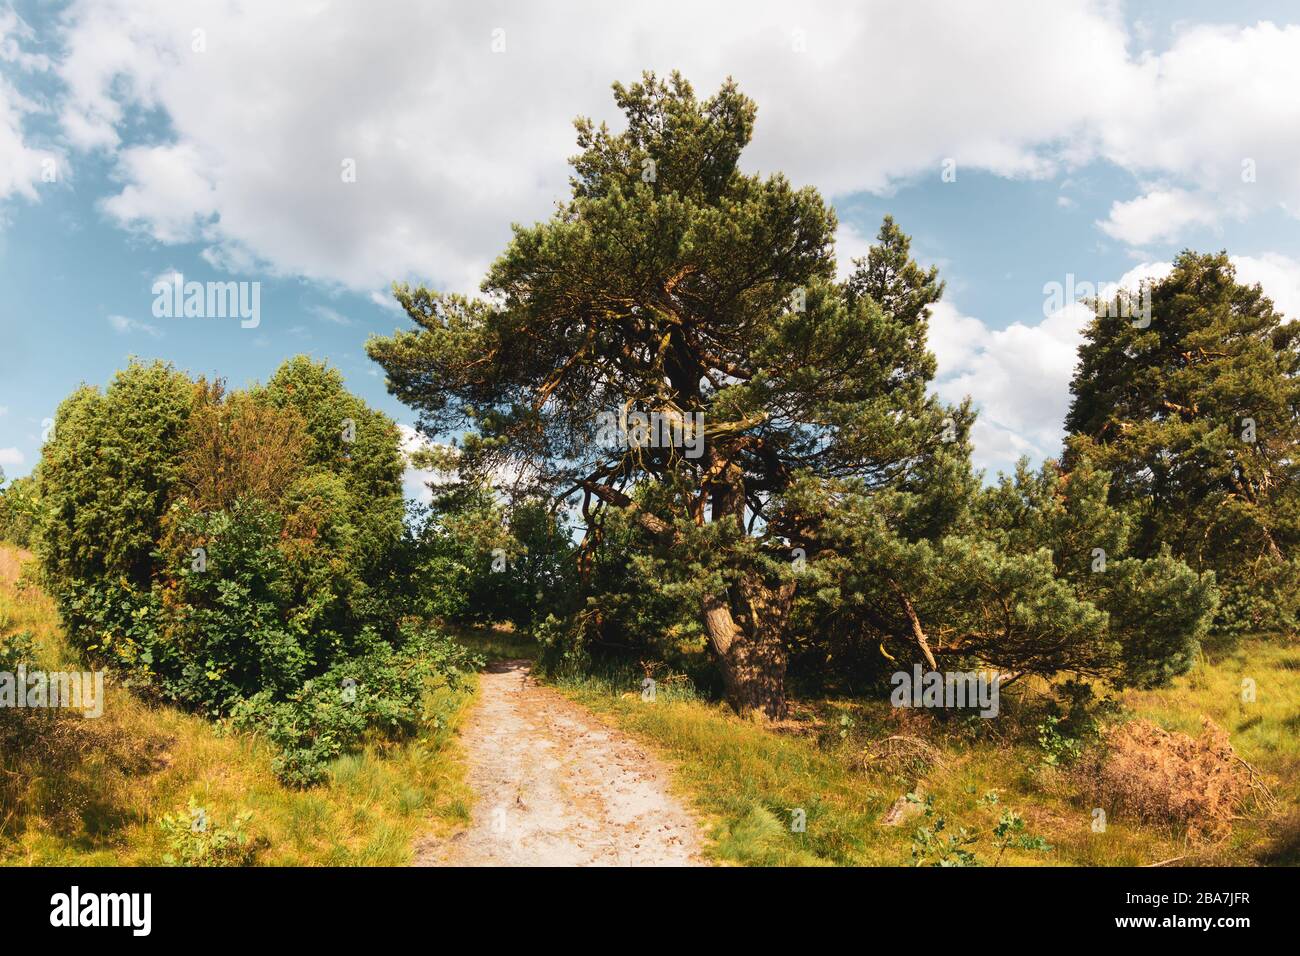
[1065,251,1300,635]
[369,72,969,717]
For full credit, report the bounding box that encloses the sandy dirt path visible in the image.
[414,659,707,867]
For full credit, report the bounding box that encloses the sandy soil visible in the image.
[414,659,707,867]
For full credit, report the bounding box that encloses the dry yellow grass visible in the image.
[551,640,1299,866]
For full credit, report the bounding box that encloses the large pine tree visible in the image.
[368,73,968,717]
[1065,251,1300,634]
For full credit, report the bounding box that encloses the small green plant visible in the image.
[159,798,262,866]
[908,793,979,867]
[0,630,36,671]
[1037,715,1083,767]
[231,627,479,786]
[991,808,1052,866]
[908,793,1052,867]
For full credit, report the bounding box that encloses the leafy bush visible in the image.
[232,627,479,786]
[0,628,35,672]
[152,500,313,714]
[0,473,40,548]
[1036,716,1083,768]
[159,798,263,866]
[32,357,470,785]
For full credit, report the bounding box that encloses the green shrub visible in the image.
[159,798,263,866]
[152,500,313,714]
[908,792,1052,866]
[1036,716,1083,768]
[31,357,472,786]
[907,794,979,867]
[0,473,40,548]
[232,627,479,786]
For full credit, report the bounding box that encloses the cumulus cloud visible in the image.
[1223,254,1300,321]
[1096,188,1222,246]
[101,143,218,243]
[44,0,1279,291]
[309,305,354,327]
[931,299,1093,476]
[31,2,1300,284]
[833,222,875,282]
[1093,22,1300,244]
[27,1,1300,477]
[0,7,60,205]
[0,446,25,467]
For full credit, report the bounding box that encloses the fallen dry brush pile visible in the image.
[1082,718,1253,838]
[859,734,947,780]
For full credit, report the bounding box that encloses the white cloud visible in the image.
[33,3,1300,284]
[1096,188,1222,246]
[369,290,403,313]
[833,222,875,283]
[310,305,353,327]
[28,2,1300,478]
[1230,253,1300,321]
[39,0,1127,291]
[931,299,1092,476]
[1115,260,1175,292]
[0,7,61,205]
[0,447,25,467]
[101,143,217,243]
[1093,22,1300,242]
[107,313,163,337]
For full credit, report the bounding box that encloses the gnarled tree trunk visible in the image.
[700,450,797,719]
[702,577,796,720]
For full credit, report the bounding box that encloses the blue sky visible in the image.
[3,0,1299,487]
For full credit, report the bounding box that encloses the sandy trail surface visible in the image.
[414,659,706,867]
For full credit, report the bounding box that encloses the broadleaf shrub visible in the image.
[33,358,472,785]
[159,798,264,866]
[232,628,479,786]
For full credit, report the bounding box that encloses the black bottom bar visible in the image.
[1,865,1286,942]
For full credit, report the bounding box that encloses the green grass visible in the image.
[1,545,477,866]
[554,641,1300,867]
[445,622,540,662]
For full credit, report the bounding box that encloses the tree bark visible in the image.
[702,577,795,720]
[699,448,795,719]
[583,457,796,719]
